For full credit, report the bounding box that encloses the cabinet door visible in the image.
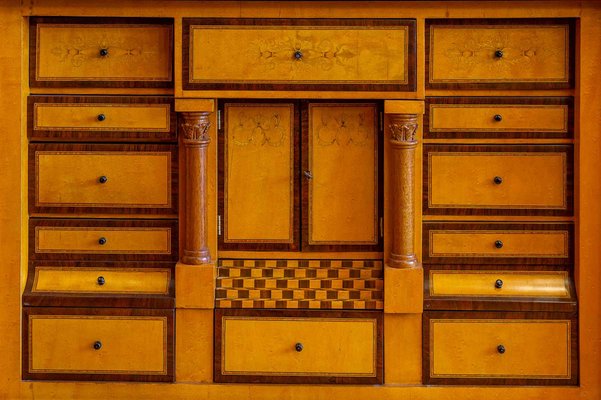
[302,102,382,251]
[218,101,299,251]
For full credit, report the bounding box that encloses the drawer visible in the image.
[29,144,177,215]
[426,19,574,89]
[424,311,577,385]
[23,307,174,382]
[29,96,175,142]
[183,18,416,91]
[30,17,173,88]
[30,219,177,261]
[424,145,573,216]
[215,309,382,384]
[423,222,573,265]
[425,97,573,139]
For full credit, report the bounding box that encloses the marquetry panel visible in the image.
[183,18,416,91]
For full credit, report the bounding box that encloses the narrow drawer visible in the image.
[23,307,174,382]
[423,222,573,265]
[30,219,177,261]
[183,18,416,91]
[29,96,175,142]
[29,144,177,215]
[215,309,382,384]
[424,311,577,385]
[424,145,573,216]
[425,97,573,139]
[30,17,173,88]
[426,18,574,89]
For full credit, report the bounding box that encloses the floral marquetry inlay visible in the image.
[230,111,286,147]
[315,111,372,147]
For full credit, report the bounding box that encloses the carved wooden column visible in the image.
[388,114,418,268]
[179,112,212,265]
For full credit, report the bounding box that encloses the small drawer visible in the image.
[424,145,573,216]
[23,307,174,382]
[424,311,577,385]
[30,219,177,261]
[30,17,173,88]
[29,144,177,215]
[423,222,573,265]
[426,19,574,89]
[215,309,382,384]
[425,97,573,139]
[29,96,175,142]
[184,18,416,91]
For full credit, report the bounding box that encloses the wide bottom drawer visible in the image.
[23,307,174,382]
[424,311,577,385]
[215,309,382,384]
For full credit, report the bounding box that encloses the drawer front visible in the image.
[424,145,573,216]
[30,219,177,261]
[23,307,174,382]
[424,312,577,385]
[32,266,171,295]
[425,98,573,139]
[423,222,573,264]
[429,270,570,298]
[29,96,175,142]
[30,144,177,215]
[30,17,173,88]
[215,309,382,384]
[184,18,416,91]
[426,19,574,89]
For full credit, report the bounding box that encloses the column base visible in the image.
[182,249,211,265]
[388,253,418,269]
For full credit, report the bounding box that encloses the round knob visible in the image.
[98,237,107,245]
[99,48,109,57]
[293,50,303,60]
[493,176,503,185]
[93,341,102,350]
[98,176,108,184]
[97,114,106,122]
[97,276,105,286]
[495,240,504,249]
[495,279,504,289]
[493,114,503,122]
[495,49,504,58]
[497,344,506,354]
[295,343,303,352]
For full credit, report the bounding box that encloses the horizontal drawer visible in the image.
[30,17,173,88]
[426,18,574,89]
[423,222,573,265]
[424,145,573,216]
[23,307,174,382]
[215,309,382,384]
[184,18,416,91]
[30,219,177,261]
[424,311,577,385]
[425,97,573,139]
[29,96,175,142]
[29,144,177,215]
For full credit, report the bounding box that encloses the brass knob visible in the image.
[97,276,105,286]
[497,344,506,354]
[495,240,503,249]
[295,343,303,352]
[93,341,102,350]
[493,176,503,185]
[97,114,106,122]
[495,50,504,58]
[98,237,107,245]
[493,114,503,122]
[98,176,108,184]
[99,48,109,57]
[293,50,303,60]
[495,279,503,289]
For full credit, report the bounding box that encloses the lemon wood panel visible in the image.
[303,102,381,251]
[183,18,416,91]
[423,312,578,385]
[426,19,575,89]
[23,307,174,382]
[424,145,573,216]
[215,309,382,384]
[29,144,177,215]
[30,17,173,88]
[219,101,298,251]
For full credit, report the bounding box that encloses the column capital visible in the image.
[179,112,211,146]
[388,113,418,147]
